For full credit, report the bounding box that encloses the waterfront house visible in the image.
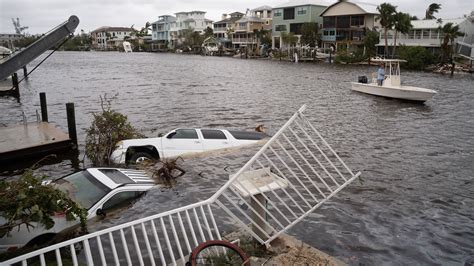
[91,26,134,50]
[232,14,267,49]
[0,33,24,49]
[376,14,474,59]
[169,11,213,48]
[151,15,176,50]
[213,12,245,48]
[320,1,379,52]
[251,5,273,31]
[271,0,329,48]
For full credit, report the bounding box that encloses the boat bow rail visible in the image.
[2,105,361,265]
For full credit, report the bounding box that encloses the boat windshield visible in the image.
[55,171,111,209]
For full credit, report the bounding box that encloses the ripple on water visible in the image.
[0,52,473,264]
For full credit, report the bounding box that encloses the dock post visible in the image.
[66,103,78,149]
[39,92,48,122]
[12,73,20,98]
[23,66,28,79]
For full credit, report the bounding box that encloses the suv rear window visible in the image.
[201,129,227,139]
[229,131,266,140]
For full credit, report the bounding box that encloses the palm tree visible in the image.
[425,3,441,20]
[376,3,397,57]
[439,22,464,62]
[392,12,412,57]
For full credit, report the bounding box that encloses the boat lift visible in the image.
[3,105,361,265]
[0,15,79,81]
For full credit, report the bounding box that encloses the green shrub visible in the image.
[396,45,439,70]
[0,170,87,238]
[85,95,143,166]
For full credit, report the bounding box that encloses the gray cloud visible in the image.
[0,0,471,34]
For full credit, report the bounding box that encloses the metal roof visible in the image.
[275,0,331,9]
[319,1,378,16]
[410,18,465,29]
[251,5,273,11]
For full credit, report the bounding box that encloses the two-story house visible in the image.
[213,12,245,48]
[376,15,474,58]
[151,15,176,49]
[272,0,329,49]
[169,11,213,48]
[232,15,266,49]
[320,1,379,52]
[91,27,134,50]
[251,6,273,31]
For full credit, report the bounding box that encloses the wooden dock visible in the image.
[0,92,78,164]
[0,122,74,163]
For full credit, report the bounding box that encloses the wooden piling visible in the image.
[12,73,20,98]
[39,92,48,122]
[23,66,28,79]
[66,103,78,148]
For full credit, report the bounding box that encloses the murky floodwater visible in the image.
[1,52,473,265]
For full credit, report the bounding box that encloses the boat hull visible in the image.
[351,82,437,102]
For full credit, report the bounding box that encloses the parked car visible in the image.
[111,128,266,164]
[0,168,155,253]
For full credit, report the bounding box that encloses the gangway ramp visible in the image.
[2,105,361,265]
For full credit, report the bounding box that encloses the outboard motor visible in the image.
[358,76,368,84]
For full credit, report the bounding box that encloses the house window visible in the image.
[290,23,304,34]
[323,17,336,28]
[336,16,350,28]
[275,25,287,31]
[283,8,295,20]
[274,9,282,17]
[350,15,364,26]
[297,7,307,15]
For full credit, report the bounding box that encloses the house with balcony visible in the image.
[91,26,134,50]
[376,15,474,59]
[151,15,176,49]
[271,0,328,49]
[251,6,273,31]
[320,1,379,52]
[232,15,266,49]
[213,12,245,48]
[169,11,213,48]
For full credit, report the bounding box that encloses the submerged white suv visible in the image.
[111,128,266,164]
[0,168,155,253]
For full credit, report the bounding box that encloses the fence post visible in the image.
[23,66,28,79]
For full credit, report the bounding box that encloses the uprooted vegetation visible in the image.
[85,94,143,166]
[138,157,186,187]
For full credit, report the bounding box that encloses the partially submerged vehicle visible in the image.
[0,168,154,253]
[351,59,437,102]
[111,128,266,164]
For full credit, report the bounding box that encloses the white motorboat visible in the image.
[351,59,437,102]
[122,41,132,53]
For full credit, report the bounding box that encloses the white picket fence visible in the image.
[2,105,361,265]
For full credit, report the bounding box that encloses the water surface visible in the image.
[1,52,473,265]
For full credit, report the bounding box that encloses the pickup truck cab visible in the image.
[111,128,266,164]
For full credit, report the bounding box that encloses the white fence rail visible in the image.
[2,105,361,265]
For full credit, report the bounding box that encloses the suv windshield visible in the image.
[55,171,111,209]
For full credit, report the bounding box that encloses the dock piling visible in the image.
[39,92,48,122]
[12,73,20,98]
[66,103,78,148]
[23,66,28,80]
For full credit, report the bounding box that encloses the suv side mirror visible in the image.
[96,208,106,217]
[158,133,164,137]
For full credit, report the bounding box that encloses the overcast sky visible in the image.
[0,0,472,34]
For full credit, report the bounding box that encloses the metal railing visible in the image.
[2,105,361,265]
